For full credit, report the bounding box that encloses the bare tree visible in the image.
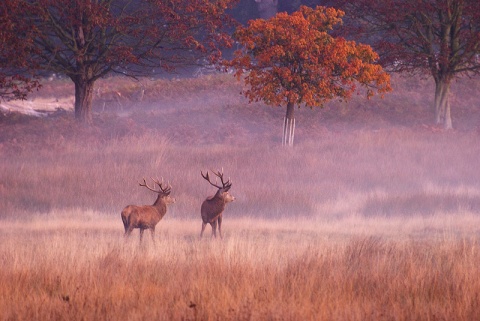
[200,170,235,238]
[121,178,175,243]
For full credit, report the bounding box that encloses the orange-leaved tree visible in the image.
[226,5,391,145]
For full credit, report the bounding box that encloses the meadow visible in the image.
[0,74,480,320]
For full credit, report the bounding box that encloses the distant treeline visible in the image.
[229,0,324,23]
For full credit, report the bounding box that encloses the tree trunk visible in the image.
[434,77,453,129]
[283,101,295,146]
[74,79,94,124]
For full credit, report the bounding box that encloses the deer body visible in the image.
[200,170,235,238]
[121,178,175,243]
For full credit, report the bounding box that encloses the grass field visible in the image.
[1,73,480,320]
[1,217,480,320]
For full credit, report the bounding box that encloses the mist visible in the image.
[1,74,479,219]
[1,73,480,319]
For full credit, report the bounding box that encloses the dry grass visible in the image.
[1,217,480,320]
[1,73,480,320]
[1,128,479,219]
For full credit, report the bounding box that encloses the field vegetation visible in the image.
[1,74,480,320]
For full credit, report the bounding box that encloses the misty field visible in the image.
[1,74,480,320]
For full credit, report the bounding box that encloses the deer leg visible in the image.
[217,216,223,239]
[211,220,218,238]
[140,228,145,242]
[200,222,207,238]
[150,227,155,244]
[125,226,133,238]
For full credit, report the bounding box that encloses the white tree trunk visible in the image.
[282,117,295,146]
[434,78,453,129]
[283,102,295,146]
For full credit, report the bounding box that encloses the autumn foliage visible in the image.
[0,0,40,100]
[336,0,480,129]
[1,0,236,123]
[228,6,391,110]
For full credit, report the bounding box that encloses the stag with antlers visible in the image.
[121,178,175,243]
[200,170,235,238]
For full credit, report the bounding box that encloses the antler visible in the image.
[152,177,172,195]
[201,169,232,191]
[139,177,171,195]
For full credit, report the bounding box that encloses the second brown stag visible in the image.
[121,178,175,243]
[200,170,235,238]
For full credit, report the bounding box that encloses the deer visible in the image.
[121,178,175,243]
[200,170,235,238]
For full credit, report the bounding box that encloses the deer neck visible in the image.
[213,191,227,206]
[153,196,167,216]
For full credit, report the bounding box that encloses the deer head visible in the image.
[139,177,175,205]
[201,170,235,202]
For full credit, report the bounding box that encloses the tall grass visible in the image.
[1,74,480,319]
[1,218,480,320]
[1,129,479,219]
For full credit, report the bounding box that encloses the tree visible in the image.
[6,0,236,123]
[336,0,480,129]
[226,5,391,145]
[0,0,40,100]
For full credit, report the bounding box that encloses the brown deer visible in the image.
[121,178,175,243]
[200,170,235,238]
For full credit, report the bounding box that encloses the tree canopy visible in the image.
[0,0,40,100]
[1,0,236,123]
[336,0,480,129]
[226,5,391,145]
